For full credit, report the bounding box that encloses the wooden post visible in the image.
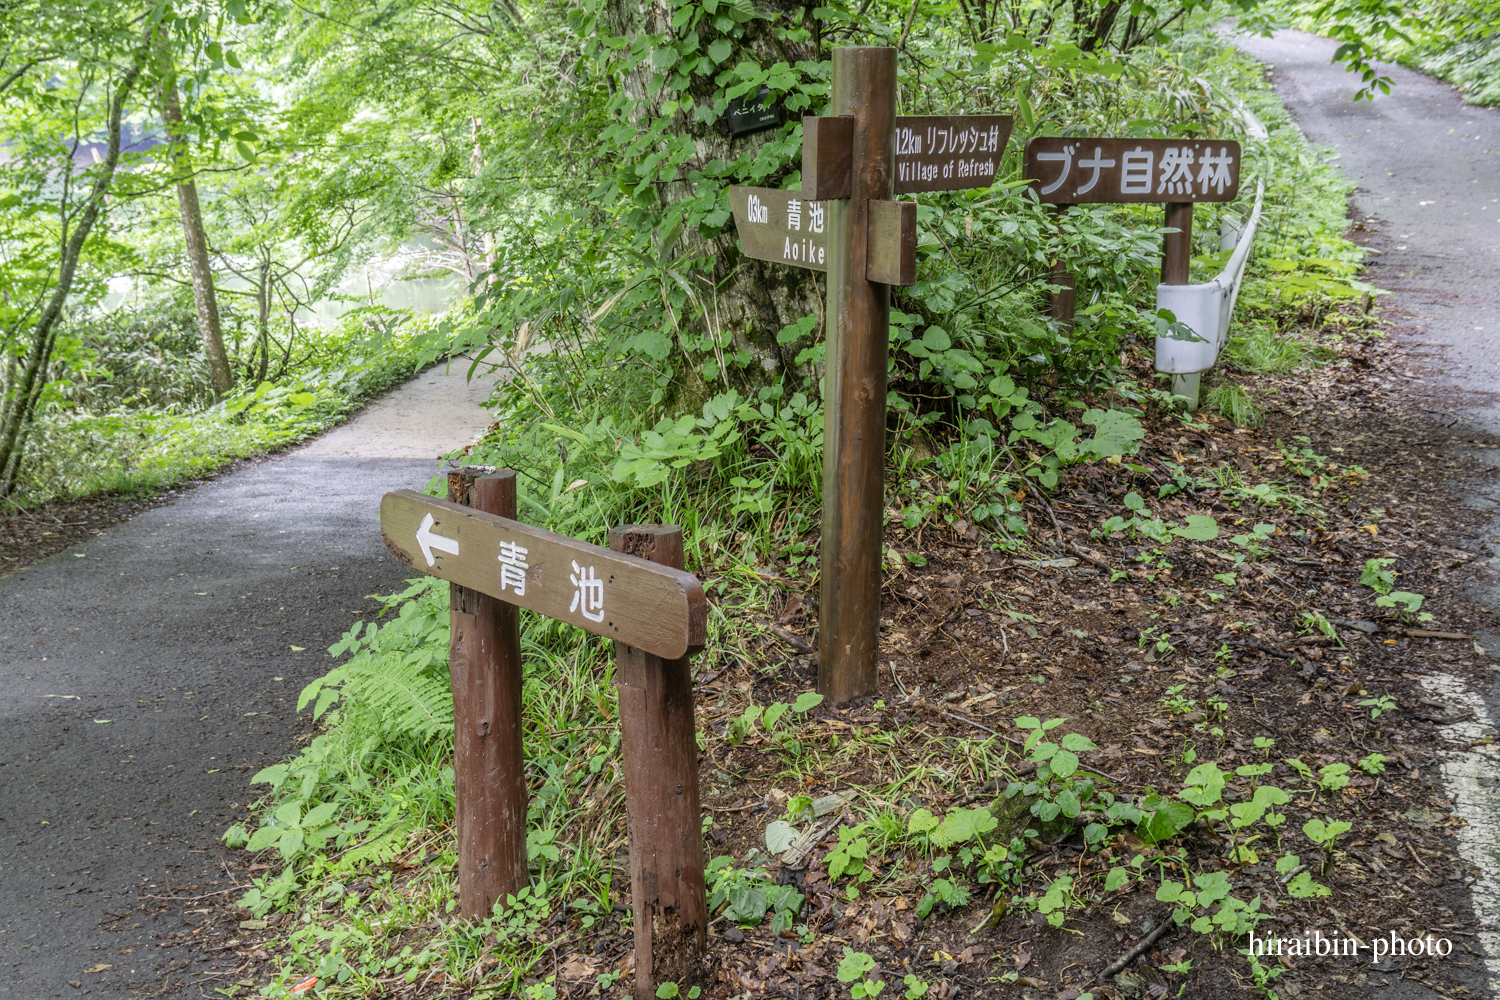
[1162,202,1194,286]
[818,46,896,706]
[447,468,528,920]
[1160,203,1199,407]
[1048,203,1075,328]
[610,525,707,1000]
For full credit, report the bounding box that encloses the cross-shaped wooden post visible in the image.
[730,46,1012,703]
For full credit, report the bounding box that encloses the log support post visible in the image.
[1049,203,1076,328]
[610,525,707,1000]
[1162,201,1194,286]
[1161,202,1198,409]
[447,467,529,920]
[818,46,896,705]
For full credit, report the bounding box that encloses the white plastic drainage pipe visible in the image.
[1154,109,1269,409]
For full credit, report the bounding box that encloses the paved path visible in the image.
[1237,30,1500,1000]
[1235,29,1500,430]
[0,365,495,997]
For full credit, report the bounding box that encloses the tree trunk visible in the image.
[255,257,271,385]
[0,58,144,497]
[159,72,232,400]
[605,0,824,392]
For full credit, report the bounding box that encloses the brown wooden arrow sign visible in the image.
[727,186,830,271]
[380,490,706,659]
[803,114,1013,197]
[727,186,915,285]
[892,114,1012,194]
[1024,137,1242,204]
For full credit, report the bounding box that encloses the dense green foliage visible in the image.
[0,1,1396,994]
[1284,0,1500,103]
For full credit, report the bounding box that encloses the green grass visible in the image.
[6,316,429,510]
[1205,382,1264,427]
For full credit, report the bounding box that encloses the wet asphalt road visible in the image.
[0,368,493,996]
[1236,29,1500,1000]
[1234,29,1500,430]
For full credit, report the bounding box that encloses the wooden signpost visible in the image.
[380,470,708,999]
[729,47,1012,704]
[1022,137,1243,322]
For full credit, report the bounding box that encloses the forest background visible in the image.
[4,0,1497,997]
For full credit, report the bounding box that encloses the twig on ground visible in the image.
[942,709,998,735]
[891,660,907,697]
[138,888,237,901]
[1069,543,1115,574]
[1097,917,1174,980]
[1035,493,1065,549]
[707,800,765,813]
[767,623,814,654]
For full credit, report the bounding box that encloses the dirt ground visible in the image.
[668,322,1500,999]
[75,318,1500,1000]
[38,319,1500,1000]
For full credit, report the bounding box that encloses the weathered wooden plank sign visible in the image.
[727,186,829,271]
[380,470,711,999]
[728,185,916,284]
[1023,137,1242,204]
[381,489,706,659]
[893,114,1012,193]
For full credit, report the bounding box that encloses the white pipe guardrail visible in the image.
[1154,109,1269,409]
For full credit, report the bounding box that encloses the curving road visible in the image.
[1236,29,1500,1000]
[1235,29,1500,428]
[0,364,495,997]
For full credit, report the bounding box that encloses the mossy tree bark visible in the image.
[605,0,825,392]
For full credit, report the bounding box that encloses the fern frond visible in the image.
[334,819,416,872]
[322,652,454,743]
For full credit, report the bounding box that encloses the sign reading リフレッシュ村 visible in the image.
[1023,137,1242,204]
[893,115,1012,194]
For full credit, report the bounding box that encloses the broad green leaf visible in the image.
[1155,879,1186,903]
[906,808,939,837]
[1078,408,1145,458]
[1179,762,1226,807]
[791,692,824,713]
[1050,749,1080,778]
[1286,871,1331,898]
[1137,801,1193,843]
[276,829,305,859]
[245,826,283,852]
[1172,515,1220,541]
[765,820,798,854]
[303,801,339,829]
[1060,733,1097,752]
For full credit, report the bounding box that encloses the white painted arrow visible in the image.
[415,512,460,566]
